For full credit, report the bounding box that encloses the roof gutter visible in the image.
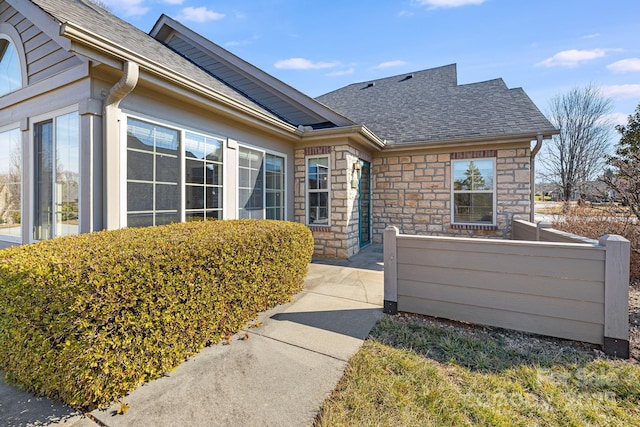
[59,22,299,136]
[380,129,558,152]
[103,61,139,230]
[298,124,386,150]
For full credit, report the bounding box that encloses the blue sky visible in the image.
[102,0,640,128]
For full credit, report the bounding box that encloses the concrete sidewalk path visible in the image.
[0,245,384,427]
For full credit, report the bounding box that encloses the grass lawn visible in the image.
[315,315,640,427]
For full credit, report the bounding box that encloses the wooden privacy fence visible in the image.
[383,224,630,358]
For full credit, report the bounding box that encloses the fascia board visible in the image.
[300,125,386,151]
[135,69,303,142]
[381,130,560,153]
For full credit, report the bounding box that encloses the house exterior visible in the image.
[0,0,557,258]
[316,66,558,248]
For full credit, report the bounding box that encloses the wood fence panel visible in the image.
[393,234,607,345]
[397,296,604,345]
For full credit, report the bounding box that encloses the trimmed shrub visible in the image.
[552,205,640,280]
[0,220,313,410]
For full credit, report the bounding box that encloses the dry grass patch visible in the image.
[315,315,640,427]
[551,205,640,280]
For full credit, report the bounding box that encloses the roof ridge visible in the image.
[325,63,459,92]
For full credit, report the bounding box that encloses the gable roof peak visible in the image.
[370,63,458,87]
[149,14,354,128]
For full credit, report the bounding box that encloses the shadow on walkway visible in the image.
[271,308,382,339]
[312,244,384,272]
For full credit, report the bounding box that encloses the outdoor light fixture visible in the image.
[351,161,362,189]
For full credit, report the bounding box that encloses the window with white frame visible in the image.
[184,132,223,221]
[0,36,22,96]
[452,158,495,225]
[265,153,285,220]
[126,117,228,227]
[127,118,180,227]
[0,127,21,241]
[238,146,285,220]
[33,111,80,240]
[307,156,329,225]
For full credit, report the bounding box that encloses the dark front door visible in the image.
[359,160,371,247]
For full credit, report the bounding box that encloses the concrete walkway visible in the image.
[0,245,384,427]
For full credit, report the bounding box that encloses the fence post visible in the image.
[536,221,552,241]
[383,226,399,314]
[599,234,630,358]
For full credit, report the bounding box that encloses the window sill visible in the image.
[308,225,332,233]
[450,223,497,231]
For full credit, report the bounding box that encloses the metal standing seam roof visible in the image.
[28,0,283,122]
[316,64,558,145]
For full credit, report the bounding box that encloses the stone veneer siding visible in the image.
[371,147,531,243]
[295,144,372,258]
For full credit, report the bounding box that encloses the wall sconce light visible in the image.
[351,161,362,189]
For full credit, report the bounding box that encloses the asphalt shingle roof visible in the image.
[316,64,557,145]
[29,0,280,121]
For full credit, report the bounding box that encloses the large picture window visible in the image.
[0,127,21,241]
[265,153,285,220]
[126,117,228,227]
[307,156,329,226]
[238,146,285,220]
[33,111,79,240]
[184,132,223,221]
[127,118,179,227]
[452,158,495,225]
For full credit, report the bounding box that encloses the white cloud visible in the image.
[178,7,225,23]
[581,33,601,39]
[102,0,148,16]
[162,0,184,4]
[607,58,640,73]
[535,48,611,68]
[327,68,355,77]
[601,84,640,100]
[274,58,339,70]
[373,60,407,69]
[225,35,260,47]
[602,112,630,127]
[225,40,247,47]
[415,0,485,9]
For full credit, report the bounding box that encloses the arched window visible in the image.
[0,23,26,97]
[0,37,21,95]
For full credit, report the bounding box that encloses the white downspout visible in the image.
[103,61,139,230]
[530,133,543,223]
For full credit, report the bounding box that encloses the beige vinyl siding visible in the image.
[394,234,606,344]
[0,2,82,85]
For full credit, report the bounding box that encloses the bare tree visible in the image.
[601,102,640,221]
[539,85,613,201]
[88,0,110,10]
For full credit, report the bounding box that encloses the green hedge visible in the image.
[0,220,313,410]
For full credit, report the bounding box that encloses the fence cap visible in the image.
[385,226,399,233]
[599,234,630,244]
